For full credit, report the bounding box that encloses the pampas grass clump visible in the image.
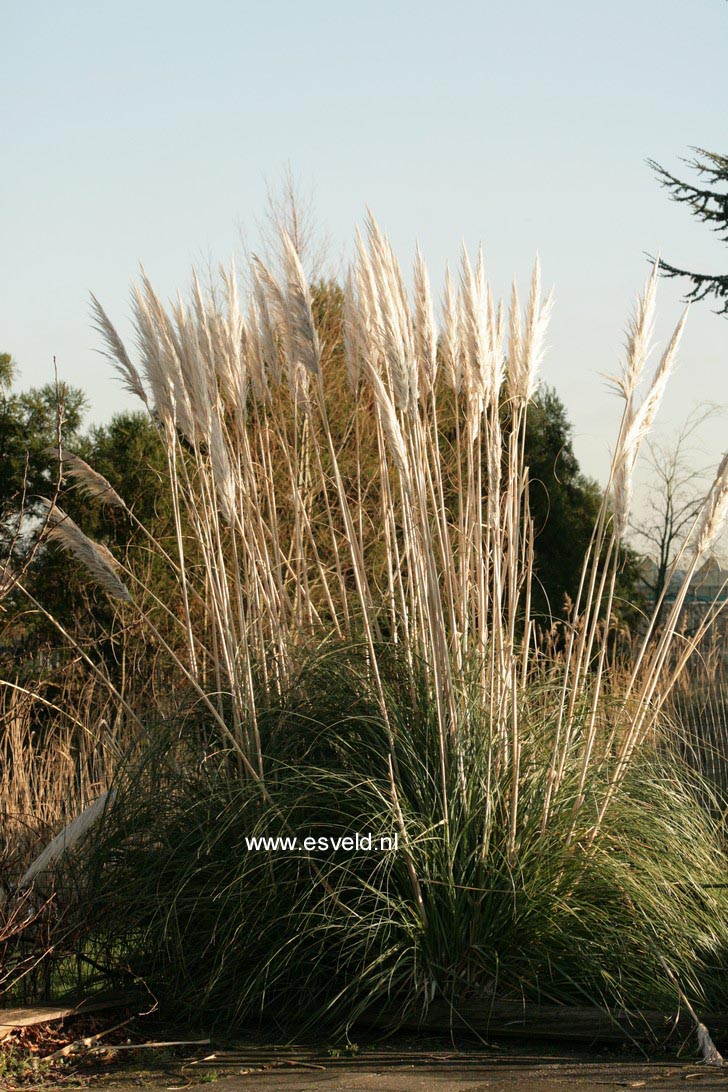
[23,212,728,1026]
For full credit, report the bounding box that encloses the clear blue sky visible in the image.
[1,0,726,497]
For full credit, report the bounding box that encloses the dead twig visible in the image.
[46,1015,136,1059]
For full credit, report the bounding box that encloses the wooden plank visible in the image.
[1,1006,76,1041]
[0,991,143,1043]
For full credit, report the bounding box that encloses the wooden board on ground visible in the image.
[0,992,144,1043]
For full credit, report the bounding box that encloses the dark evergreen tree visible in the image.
[648,148,728,314]
[0,356,169,663]
[0,358,86,519]
[523,387,642,625]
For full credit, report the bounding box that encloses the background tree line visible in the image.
[0,281,643,685]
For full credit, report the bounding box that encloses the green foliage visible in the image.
[0,357,169,666]
[79,412,169,530]
[524,388,601,619]
[25,410,170,669]
[0,363,88,650]
[0,352,16,388]
[0,369,86,520]
[524,388,642,623]
[0,1041,52,1084]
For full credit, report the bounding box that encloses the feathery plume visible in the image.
[516,256,554,403]
[441,264,462,392]
[252,257,290,344]
[612,306,688,537]
[608,261,659,401]
[354,228,383,339]
[208,416,237,523]
[621,306,688,458]
[90,295,148,407]
[459,245,489,401]
[413,244,437,395]
[49,449,126,510]
[352,230,387,385]
[40,501,131,602]
[612,454,633,540]
[244,301,268,403]
[367,364,411,485]
[694,453,728,558]
[256,246,316,406]
[490,288,506,399]
[252,266,282,388]
[131,279,197,439]
[280,229,321,375]
[343,270,364,394]
[507,277,523,399]
[201,262,247,417]
[172,291,214,441]
[364,213,416,412]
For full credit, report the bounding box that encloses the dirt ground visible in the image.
[74,1042,728,1092]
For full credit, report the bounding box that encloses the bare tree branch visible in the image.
[632,404,726,611]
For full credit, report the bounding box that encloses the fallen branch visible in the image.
[46,1016,135,1060]
[83,1038,211,1054]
